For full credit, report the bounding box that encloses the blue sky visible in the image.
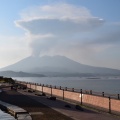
[0,0,120,70]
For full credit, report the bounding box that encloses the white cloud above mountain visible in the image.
[15,3,105,57]
[14,3,120,69]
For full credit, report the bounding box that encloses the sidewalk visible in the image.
[18,89,120,120]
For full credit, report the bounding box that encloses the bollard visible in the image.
[60,86,61,90]
[54,86,56,89]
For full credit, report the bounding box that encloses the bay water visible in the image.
[13,76,120,95]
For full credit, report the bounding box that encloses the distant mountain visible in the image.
[0,71,45,77]
[0,55,120,76]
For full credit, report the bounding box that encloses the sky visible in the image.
[0,0,120,70]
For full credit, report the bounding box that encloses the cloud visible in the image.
[13,3,120,69]
[26,33,56,56]
[20,3,92,20]
[16,18,104,35]
[88,23,120,45]
[15,3,104,57]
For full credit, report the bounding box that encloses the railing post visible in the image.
[109,96,111,113]
[102,92,104,97]
[118,94,119,99]
[63,89,64,100]
[35,83,37,91]
[80,89,82,105]
[90,90,92,95]
[42,85,43,93]
[65,87,67,91]
[51,85,52,97]
[30,83,31,89]
[72,88,74,92]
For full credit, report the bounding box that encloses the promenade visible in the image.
[0,87,120,120]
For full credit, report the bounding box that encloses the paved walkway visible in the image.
[19,90,120,120]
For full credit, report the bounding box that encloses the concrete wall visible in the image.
[18,82,120,115]
[111,99,120,115]
[52,88,63,97]
[27,83,31,89]
[64,91,81,102]
[36,85,42,92]
[83,94,109,112]
[31,84,36,90]
[43,87,51,95]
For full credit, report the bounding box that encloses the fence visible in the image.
[16,81,120,116]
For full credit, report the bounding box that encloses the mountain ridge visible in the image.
[0,70,45,77]
[0,55,120,76]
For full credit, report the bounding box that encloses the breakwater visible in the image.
[16,81,120,116]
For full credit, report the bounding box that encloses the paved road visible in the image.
[0,88,72,120]
[19,90,120,120]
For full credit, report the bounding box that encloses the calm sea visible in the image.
[13,76,120,94]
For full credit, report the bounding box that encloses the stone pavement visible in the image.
[19,90,120,120]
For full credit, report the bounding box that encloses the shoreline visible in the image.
[13,76,120,94]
